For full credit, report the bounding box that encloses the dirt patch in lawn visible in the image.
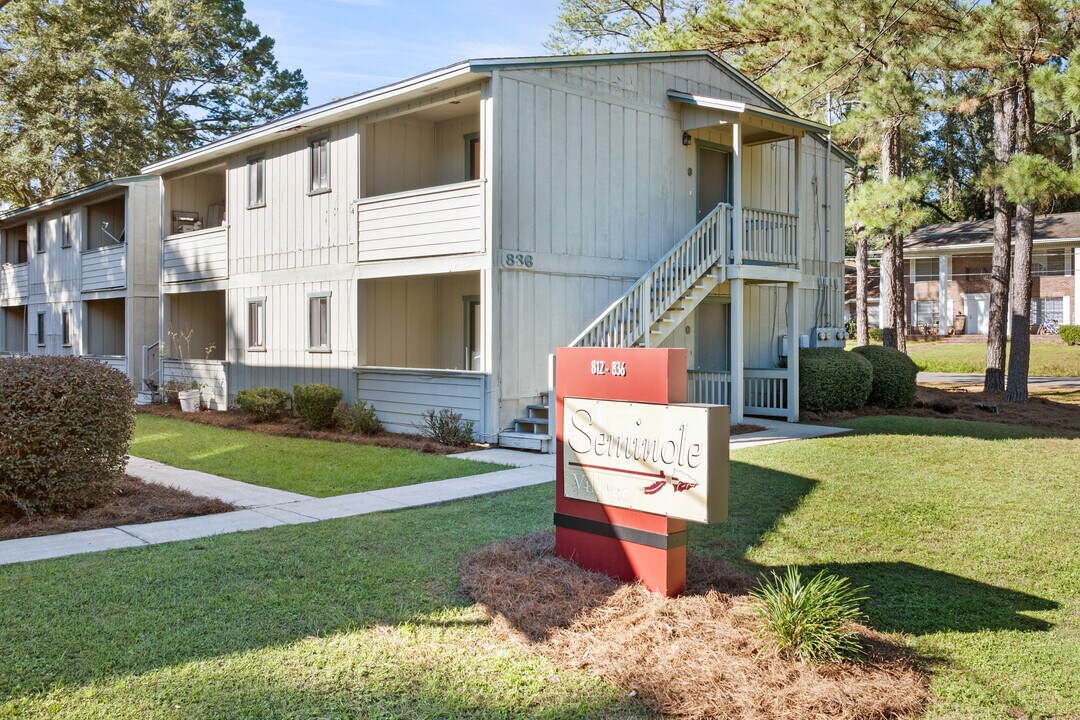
[0,475,234,541]
[732,423,766,435]
[140,404,470,455]
[462,533,927,720]
[803,384,1080,434]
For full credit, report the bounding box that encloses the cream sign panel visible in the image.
[562,397,729,524]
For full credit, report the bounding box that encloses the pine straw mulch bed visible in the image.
[461,533,927,720]
[802,383,1080,434]
[138,403,468,455]
[0,475,235,541]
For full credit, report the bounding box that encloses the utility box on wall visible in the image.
[808,327,848,348]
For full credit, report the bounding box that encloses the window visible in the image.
[463,296,480,370]
[62,310,72,347]
[35,219,45,254]
[36,312,45,347]
[465,133,481,181]
[912,301,938,328]
[911,258,939,282]
[60,213,71,248]
[308,137,330,193]
[307,293,330,351]
[247,156,265,208]
[1031,297,1064,324]
[247,298,266,350]
[1032,250,1069,276]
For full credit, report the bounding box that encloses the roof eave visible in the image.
[0,175,153,223]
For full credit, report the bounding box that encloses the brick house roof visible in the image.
[905,211,1080,251]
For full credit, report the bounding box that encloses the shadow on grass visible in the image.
[824,410,1080,440]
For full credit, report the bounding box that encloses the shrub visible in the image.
[851,344,919,408]
[750,566,867,664]
[333,400,383,435]
[292,383,343,429]
[868,327,884,342]
[1060,325,1080,346]
[415,408,475,447]
[0,356,134,515]
[799,348,873,412]
[236,386,291,422]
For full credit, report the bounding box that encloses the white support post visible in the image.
[938,254,949,335]
[793,134,801,271]
[730,277,745,424]
[731,120,743,266]
[1074,247,1080,324]
[786,281,799,422]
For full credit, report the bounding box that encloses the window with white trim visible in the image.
[247,298,266,350]
[60,213,71,248]
[61,310,72,347]
[1031,297,1064,324]
[911,258,939,282]
[307,293,330,351]
[36,312,45,347]
[35,219,45,254]
[912,300,938,327]
[247,156,265,208]
[308,137,330,193]
[1032,250,1070,276]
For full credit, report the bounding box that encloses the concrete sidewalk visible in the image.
[918,372,1080,389]
[0,420,850,567]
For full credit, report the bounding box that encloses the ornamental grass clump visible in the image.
[0,356,134,515]
[333,400,383,435]
[415,408,475,447]
[750,566,867,664]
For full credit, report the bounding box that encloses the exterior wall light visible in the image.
[682,132,692,146]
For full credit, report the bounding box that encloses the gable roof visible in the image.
[141,50,852,176]
[0,175,153,226]
[906,212,1080,252]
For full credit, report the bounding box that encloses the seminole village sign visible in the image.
[554,347,729,597]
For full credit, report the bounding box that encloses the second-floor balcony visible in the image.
[1,262,28,300]
[356,180,485,263]
[163,225,229,285]
[81,244,126,292]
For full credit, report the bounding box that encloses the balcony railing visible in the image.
[688,368,788,418]
[81,244,127,292]
[356,180,485,263]
[1,262,28,300]
[740,208,798,265]
[163,225,228,284]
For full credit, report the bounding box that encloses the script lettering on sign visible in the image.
[562,397,729,524]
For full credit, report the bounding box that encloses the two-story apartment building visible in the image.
[904,212,1080,335]
[0,177,161,387]
[141,51,850,448]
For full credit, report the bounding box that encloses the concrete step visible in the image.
[498,431,551,452]
[525,404,549,419]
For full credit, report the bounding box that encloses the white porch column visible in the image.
[793,134,802,271]
[1074,247,1080,324]
[786,282,799,422]
[731,120,743,266]
[938,254,949,335]
[730,277,745,424]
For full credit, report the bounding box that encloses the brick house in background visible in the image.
[900,212,1080,336]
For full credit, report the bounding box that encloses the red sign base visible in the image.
[554,347,689,597]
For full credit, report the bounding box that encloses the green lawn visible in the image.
[2,416,1077,718]
[131,414,507,497]
[906,341,1078,376]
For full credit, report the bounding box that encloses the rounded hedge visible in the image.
[0,356,134,515]
[851,344,919,408]
[799,348,873,413]
[236,386,291,422]
[292,383,344,429]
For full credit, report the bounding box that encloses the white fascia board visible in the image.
[142,63,484,176]
[668,90,831,134]
[0,175,152,223]
[904,237,1080,254]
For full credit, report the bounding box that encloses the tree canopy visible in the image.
[0,0,307,206]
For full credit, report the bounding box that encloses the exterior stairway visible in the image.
[495,203,733,452]
[497,393,551,452]
[570,202,731,348]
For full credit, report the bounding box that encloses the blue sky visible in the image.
[245,0,564,108]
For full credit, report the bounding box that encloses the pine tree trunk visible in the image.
[985,86,1016,393]
[856,234,870,346]
[895,237,907,353]
[1005,80,1034,403]
[879,124,902,350]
